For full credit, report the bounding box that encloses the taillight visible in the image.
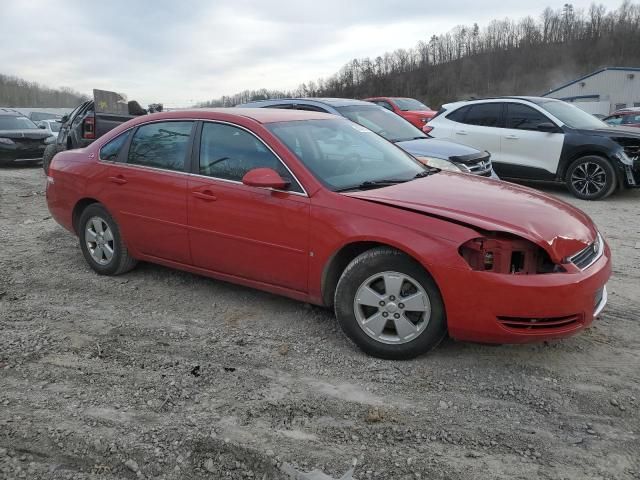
[83,115,95,140]
[422,125,433,135]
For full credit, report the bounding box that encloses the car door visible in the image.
[99,121,194,264]
[450,103,502,157]
[498,103,565,179]
[187,121,310,292]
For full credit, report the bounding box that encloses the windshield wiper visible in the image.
[390,136,428,143]
[335,179,409,192]
[336,172,435,192]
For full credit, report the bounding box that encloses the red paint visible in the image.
[46,108,611,345]
[364,97,438,129]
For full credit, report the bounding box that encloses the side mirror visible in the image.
[60,115,69,123]
[536,122,559,133]
[242,168,289,190]
[38,123,46,129]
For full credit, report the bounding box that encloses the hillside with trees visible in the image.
[199,1,640,108]
[0,74,88,108]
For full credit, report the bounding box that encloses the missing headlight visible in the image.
[459,234,564,274]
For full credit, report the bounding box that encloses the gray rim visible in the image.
[353,271,431,345]
[85,216,115,265]
[571,162,607,196]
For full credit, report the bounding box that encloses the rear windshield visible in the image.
[335,105,427,143]
[393,98,430,111]
[0,115,39,130]
[30,112,62,122]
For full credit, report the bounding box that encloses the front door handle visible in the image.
[108,175,128,185]
[505,135,519,140]
[192,190,217,202]
[455,130,468,135]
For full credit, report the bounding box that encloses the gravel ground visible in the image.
[1,166,639,480]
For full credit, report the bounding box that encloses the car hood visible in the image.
[396,137,484,160]
[345,172,596,262]
[575,126,640,139]
[0,129,52,141]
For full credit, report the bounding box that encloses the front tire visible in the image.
[566,155,617,200]
[334,247,447,360]
[78,204,137,275]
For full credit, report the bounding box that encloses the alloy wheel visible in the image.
[85,216,115,265]
[571,162,607,196]
[353,271,431,345]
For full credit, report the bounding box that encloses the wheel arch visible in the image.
[72,198,101,234]
[320,240,431,307]
[557,147,616,181]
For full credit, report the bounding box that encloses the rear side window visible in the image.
[199,122,302,193]
[99,131,131,161]
[505,104,550,130]
[127,121,194,171]
[463,104,502,127]
[446,106,470,123]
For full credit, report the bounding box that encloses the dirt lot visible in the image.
[1,166,639,480]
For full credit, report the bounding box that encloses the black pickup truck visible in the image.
[43,89,160,173]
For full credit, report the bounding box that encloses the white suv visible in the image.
[425,96,640,199]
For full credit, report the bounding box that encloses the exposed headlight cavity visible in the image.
[459,233,563,274]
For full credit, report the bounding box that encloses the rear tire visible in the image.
[78,204,137,276]
[334,247,447,360]
[566,155,617,200]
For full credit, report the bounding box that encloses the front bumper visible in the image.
[1,147,46,166]
[438,244,612,344]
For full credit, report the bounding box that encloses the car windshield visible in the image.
[540,100,607,129]
[267,118,428,191]
[0,115,39,130]
[335,105,427,143]
[393,98,430,111]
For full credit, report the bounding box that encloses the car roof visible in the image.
[133,108,338,124]
[442,96,562,109]
[239,97,373,108]
[0,108,23,116]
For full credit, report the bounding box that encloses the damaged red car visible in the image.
[46,109,611,359]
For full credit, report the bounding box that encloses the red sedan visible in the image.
[46,109,611,359]
[364,97,438,129]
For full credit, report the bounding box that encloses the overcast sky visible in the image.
[1,0,621,106]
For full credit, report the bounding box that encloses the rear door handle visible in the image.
[108,175,128,185]
[505,135,519,140]
[455,130,468,135]
[192,190,217,202]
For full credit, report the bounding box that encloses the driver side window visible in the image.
[199,122,303,193]
[505,103,552,130]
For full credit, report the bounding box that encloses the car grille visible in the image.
[467,159,493,176]
[497,314,583,331]
[569,234,603,270]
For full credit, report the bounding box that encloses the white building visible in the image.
[543,67,640,116]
